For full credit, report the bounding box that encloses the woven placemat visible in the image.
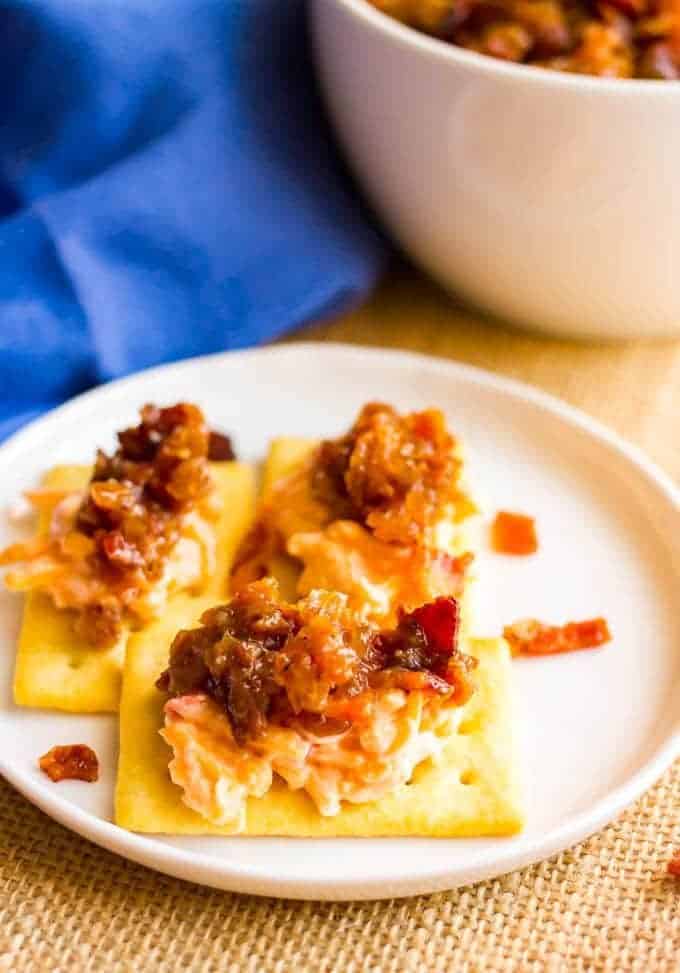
[0,764,678,972]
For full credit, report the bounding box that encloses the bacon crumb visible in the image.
[668,854,680,877]
[503,617,612,656]
[207,431,235,461]
[39,744,99,783]
[491,511,538,556]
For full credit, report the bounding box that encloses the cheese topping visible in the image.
[162,689,464,828]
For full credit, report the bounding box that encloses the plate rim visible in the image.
[0,341,678,900]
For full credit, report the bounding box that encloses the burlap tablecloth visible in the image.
[2,266,679,972]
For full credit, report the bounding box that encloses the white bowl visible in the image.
[311,0,680,340]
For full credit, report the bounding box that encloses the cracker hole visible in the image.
[460,770,477,786]
[68,657,84,670]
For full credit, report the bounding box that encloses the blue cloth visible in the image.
[0,0,385,441]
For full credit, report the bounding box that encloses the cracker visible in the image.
[12,466,126,713]
[115,634,523,836]
[12,463,255,713]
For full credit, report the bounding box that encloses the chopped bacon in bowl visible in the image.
[367,0,680,78]
[491,511,538,556]
[503,617,612,656]
[39,744,99,782]
[0,403,231,648]
[156,579,477,827]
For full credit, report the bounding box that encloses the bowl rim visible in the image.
[322,0,680,96]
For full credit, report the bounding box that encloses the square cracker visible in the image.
[116,440,523,836]
[115,631,523,836]
[13,465,127,713]
[12,462,255,713]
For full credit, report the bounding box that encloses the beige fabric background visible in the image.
[2,265,679,972]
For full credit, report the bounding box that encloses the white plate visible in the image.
[0,343,678,901]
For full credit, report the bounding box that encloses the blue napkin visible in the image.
[0,0,386,441]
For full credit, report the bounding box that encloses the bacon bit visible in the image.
[39,744,99,783]
[491,511,538,556]
[667,854,680,877]
[503,617,612,656]
[374,597,477,706]
[409,597,460,655]
[208,431,235,462]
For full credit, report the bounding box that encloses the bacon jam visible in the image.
[157,580,477,825]
[230,404,476,623]
[1,403,231,648]
[503,617,612,655]
[310,403,462,544]
[158,579,476,744]
[491,511,538,555]
[367,0,680,79]
[39,744,99,783]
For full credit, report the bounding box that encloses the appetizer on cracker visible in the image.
[232,403,478,625]
[156,581,476,828]
[0,403,253,712]
[116,581,522,836]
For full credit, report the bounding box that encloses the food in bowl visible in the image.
[366,0,680,77]
[313,0,680,338]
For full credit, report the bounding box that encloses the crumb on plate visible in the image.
[491,511,538,556]
[503,617,612,656]
[39,744,99,782]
